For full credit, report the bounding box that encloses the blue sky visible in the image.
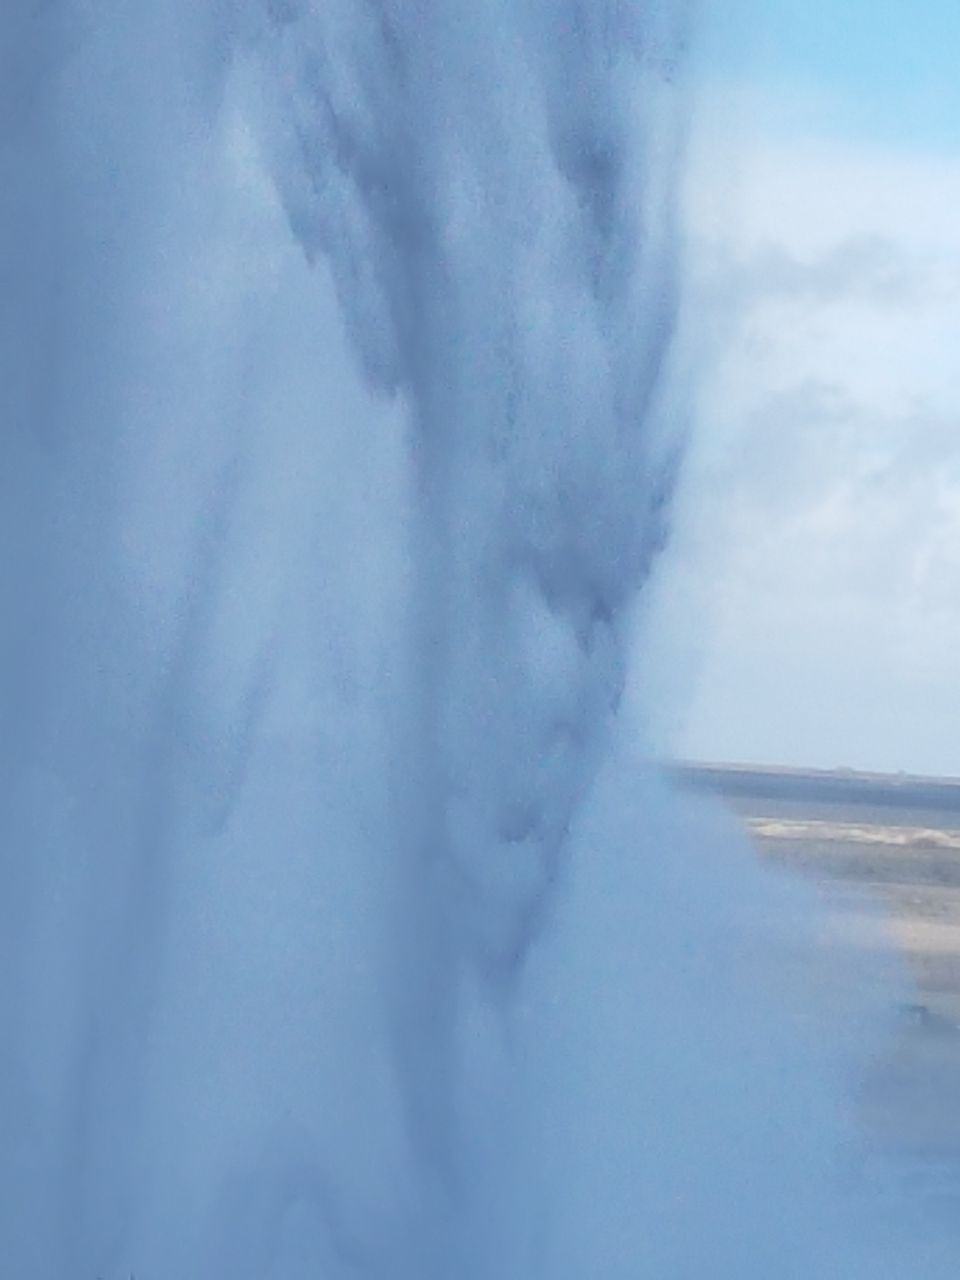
[701,0,960,151]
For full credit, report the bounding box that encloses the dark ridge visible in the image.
[666,760,960,816]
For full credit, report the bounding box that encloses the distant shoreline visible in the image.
[665,760,960,817]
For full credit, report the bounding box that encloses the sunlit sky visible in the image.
[645,2,960,777]
[709,0,960,149]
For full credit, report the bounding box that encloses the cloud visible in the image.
[722,236,960,307]
[642,134,960,775]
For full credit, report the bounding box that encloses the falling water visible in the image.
[0,2,954,1276]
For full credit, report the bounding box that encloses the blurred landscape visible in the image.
[674,761,960,1201]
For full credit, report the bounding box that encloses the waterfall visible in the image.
[0,2,953,1276]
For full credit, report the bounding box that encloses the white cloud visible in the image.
[643,134,960,775]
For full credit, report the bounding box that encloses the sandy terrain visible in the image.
[752,817,960,1164]
[674,764,960,1196]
